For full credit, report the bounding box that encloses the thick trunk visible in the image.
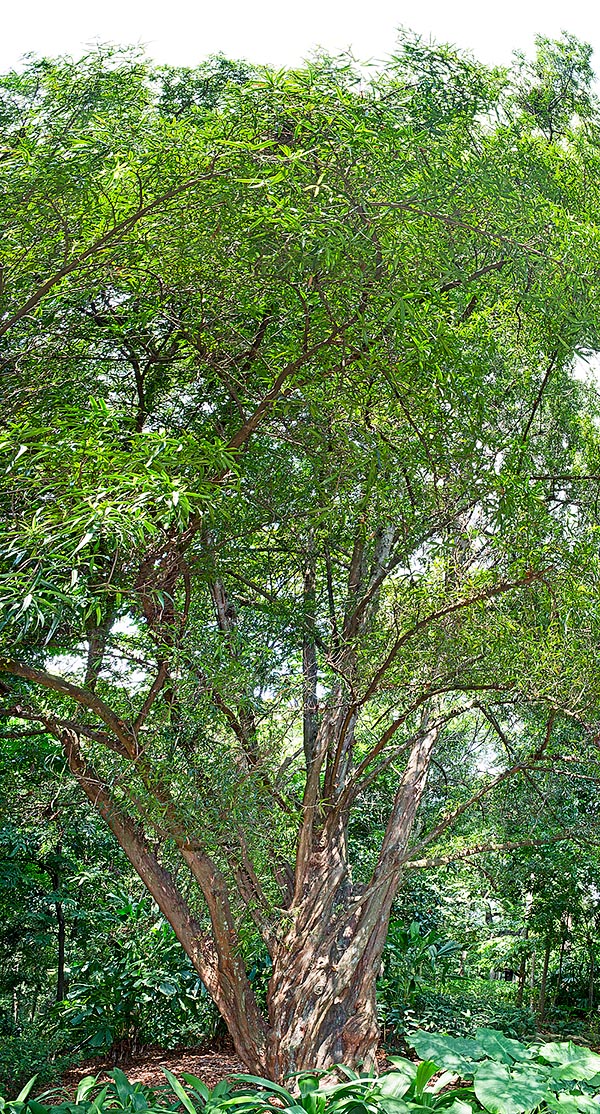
[58,684,437,1081]
[265,857,391,1078]
[266,940,380,1078]
[259,722,438,1080]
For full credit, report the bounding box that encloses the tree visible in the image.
[0,720,135,1026]
[1,35,600,1077]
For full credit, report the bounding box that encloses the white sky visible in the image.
[1,0,600,73]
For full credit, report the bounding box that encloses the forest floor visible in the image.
[61,1043,392,1093]
[62,1045,245,1092]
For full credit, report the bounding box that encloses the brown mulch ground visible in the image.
[61,1047,245,1095]
[61,1043,392,1096]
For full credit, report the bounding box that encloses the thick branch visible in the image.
[369,718,439,886]
[403,711,555,864]
[0,658,136,756]
[59,728,220,990]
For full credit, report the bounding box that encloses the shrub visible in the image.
[0,1033,74,1095]
[379,922,463,1006]
[382,986,536,1042]
[53,895,221,1055]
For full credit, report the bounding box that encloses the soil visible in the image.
[61,1043,392,1095]
[61,1044,245,1094]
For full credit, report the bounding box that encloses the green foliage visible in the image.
[384,986,536,1042]
[510,33,597,139]
[3,30,600,1069]
[5,1032,600,1114]
[55,893,219,1054]
[408,1028,600,1114]
[380,921,463,1005]
[227,1063,465,1114]
[0,728,138,1058]
[0,405,233,639]
[0,1032,74,1097]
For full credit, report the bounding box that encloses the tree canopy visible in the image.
[2,33,600,1077]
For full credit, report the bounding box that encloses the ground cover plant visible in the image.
[406,1028,600,1114]
[4,1031,600,1114]
[381,989,537,1044]
[3,26,600,1081]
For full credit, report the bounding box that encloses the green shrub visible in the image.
[0,1033,74,1095]
[53,895,220,1055]
[382,986,536,1041]
[379,922,463,1006]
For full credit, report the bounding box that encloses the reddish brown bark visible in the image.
[54,684,439,1079]
[0,542,546,1078]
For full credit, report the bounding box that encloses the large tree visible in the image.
[2,35,600,1076]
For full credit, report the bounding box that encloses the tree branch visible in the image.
[404,831,581,870]
[0,658,136,757]
[359,572,542,707]
[404,711,555,863]
[58,727,221,992]
[0,169,222,341]
[520,350,559,451]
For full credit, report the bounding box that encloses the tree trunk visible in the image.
[59,697,438,1080]
[262,722,438,1079]
[553,930,567,1007]
[56,898,66,1001]
[537,935,552,1024]
[264,861,392,1076]
[266,946,380,1077]
[516,954,527,1007]
[588,937,595,1010]
[516,894,532,1008]
[529,950,537,1011]
[50,864,66,1002]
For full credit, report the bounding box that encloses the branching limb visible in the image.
[0,702,123,751]
[359,572,543,707]
[404,831,583,870]
[0,168,223,341]
[134,661,169,731]
[0,658,136,757]
[403,711,555,863]
[58,727,221,992]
